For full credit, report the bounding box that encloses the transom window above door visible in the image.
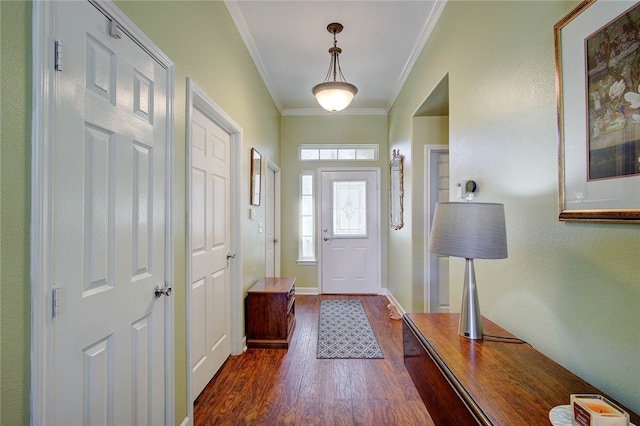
[299,144,378,161]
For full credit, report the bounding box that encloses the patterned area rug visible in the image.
[316,300,384,359]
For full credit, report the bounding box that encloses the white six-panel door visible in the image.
[50,2,172,424]
[320,169,381,294]
[189,106,232,399]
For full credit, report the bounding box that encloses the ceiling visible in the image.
[224,1,446,115]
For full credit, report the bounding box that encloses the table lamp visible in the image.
[428,202,508,339]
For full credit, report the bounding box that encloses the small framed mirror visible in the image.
[390,149,404,230]
[250,148,262,206]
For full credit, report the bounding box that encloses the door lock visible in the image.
[154,283,172,298]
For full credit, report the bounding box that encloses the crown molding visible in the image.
[281,107,387,116]
[386,0,448,111]
[223,1,284,112]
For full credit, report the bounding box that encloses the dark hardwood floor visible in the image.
[194,294,434,425]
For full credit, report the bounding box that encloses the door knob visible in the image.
[323,237,331,241]
[226,253,236,260]
[154,283,172,298]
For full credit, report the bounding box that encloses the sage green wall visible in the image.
[280,115,388,290]
[0,2,31,425]
[389,0,639,414]
[0,1,280,424]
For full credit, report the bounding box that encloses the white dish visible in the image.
[549,405,636,426]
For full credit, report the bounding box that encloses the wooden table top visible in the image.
[247,277,296,294]
[404,313,639,426]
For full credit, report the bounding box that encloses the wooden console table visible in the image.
[246,277,296,349]
[403,313,639,426]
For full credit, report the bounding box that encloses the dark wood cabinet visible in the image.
[403,313,640,426]
[246,277,296,349]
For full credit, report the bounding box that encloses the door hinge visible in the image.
[109,19,122,39]
[54,40,63,71]
[52,287,61,318]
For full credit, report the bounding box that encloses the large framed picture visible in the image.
[555,0,640,222]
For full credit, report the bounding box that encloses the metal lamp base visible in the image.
[459,258,483,340]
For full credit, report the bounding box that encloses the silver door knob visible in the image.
[154,283,172,298]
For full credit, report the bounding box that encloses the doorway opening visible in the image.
[413,73,450,312]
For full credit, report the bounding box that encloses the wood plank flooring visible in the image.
[193,294,434,425]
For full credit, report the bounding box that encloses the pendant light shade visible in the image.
[312,23,358,112]
[312,82,357,112]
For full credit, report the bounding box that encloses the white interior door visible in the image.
[189,106,231,400]
[265,161,280,277]
[320,169,381,294]
[50,2,172,424]
[425,146,450,312]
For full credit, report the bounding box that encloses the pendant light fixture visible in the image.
[312,23,358,112]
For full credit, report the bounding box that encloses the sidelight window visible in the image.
[298,171,316,264]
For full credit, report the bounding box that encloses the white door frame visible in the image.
[318,167,382,294]
[424,145,449,312]
[185,78,243,421]
[265,158,281,277]
[30,1,176,424]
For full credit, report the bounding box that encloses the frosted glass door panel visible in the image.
[332,181,367,237]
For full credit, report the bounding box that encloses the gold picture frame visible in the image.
[250,148,262,206]
[390,149,404,230]
[555,0,640,222]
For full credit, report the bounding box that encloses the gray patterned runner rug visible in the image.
[316,300,384,359]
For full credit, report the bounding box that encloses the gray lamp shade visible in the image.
[429,202,507,259]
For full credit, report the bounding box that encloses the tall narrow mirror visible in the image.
[390,149,404,230]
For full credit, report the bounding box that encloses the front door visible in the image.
[320,169,381,294]
[50,1,172,424]
[189,105,231,399]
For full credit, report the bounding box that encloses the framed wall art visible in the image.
[555,0,640,222]
[250,148,262,206]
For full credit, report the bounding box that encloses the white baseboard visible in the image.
[295,286,320,295]
[179,416,191,426]
[383,289,407,316]
[295,286,404,315]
